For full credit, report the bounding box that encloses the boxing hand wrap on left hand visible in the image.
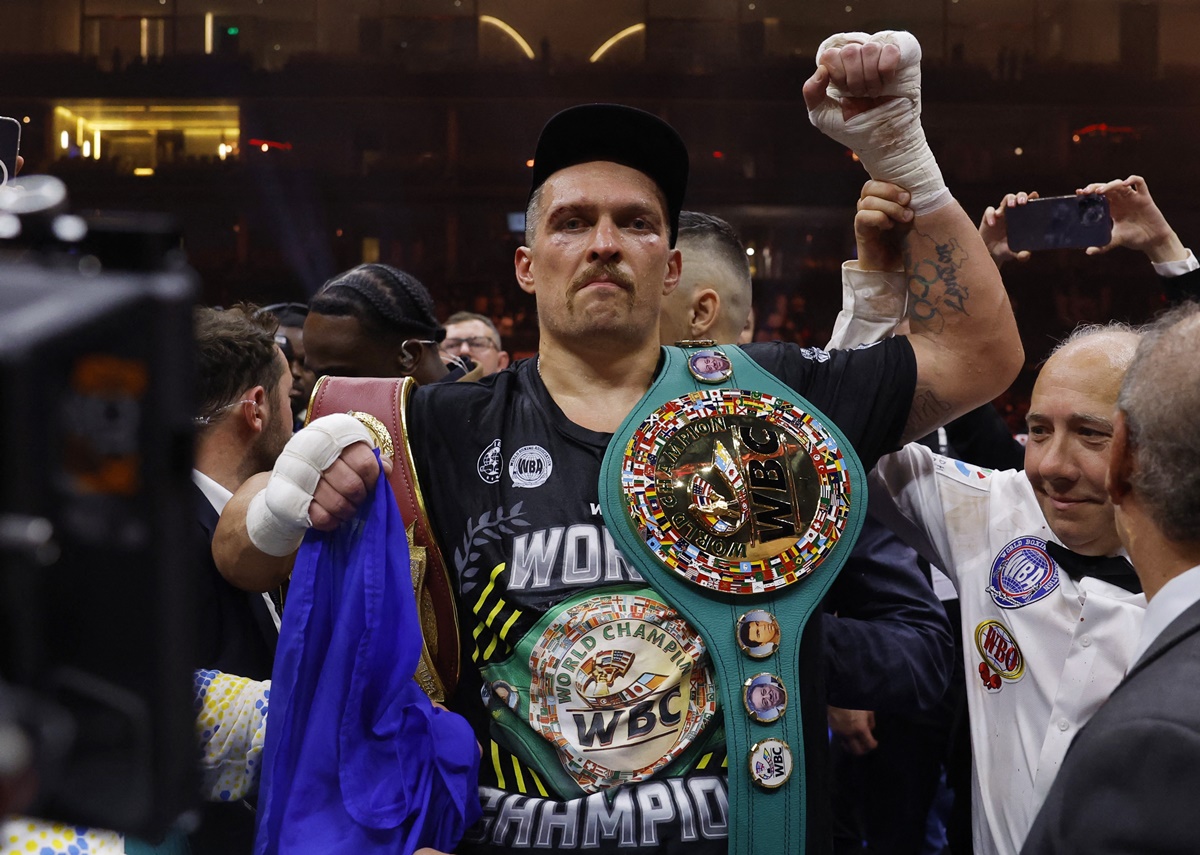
[808,31,951,215]
[246,413,375,556]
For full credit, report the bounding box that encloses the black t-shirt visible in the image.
[407,338,916,854]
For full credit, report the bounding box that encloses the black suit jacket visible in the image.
[1021,595,1200,854]
[823,513,953,713]
[193,481,278,681]
[1162,265,1200,307]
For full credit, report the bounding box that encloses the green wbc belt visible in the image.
[599,344,867,855]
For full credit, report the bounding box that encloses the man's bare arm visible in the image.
[804,31,1023,443]
[900,201,1022,442]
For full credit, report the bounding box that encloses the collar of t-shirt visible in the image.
[1130,562,1200,664]
[525,355,614,449]
[192,468,233,514]
[523,350,672,450]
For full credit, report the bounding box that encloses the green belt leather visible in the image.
[599,344,867,855]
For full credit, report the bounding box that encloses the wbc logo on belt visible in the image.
[527,591,717,792]
[620,388,853,594]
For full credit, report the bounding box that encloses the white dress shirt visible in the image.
[1131,563,1200,664]
[1150,247,1199,277]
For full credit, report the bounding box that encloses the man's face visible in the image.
[750,683,783,710]
[303,312,402,379]
[278,324,316,419]
[747,620,779,646]
[1024,334,1136,556]
[517,161,680,348]
[252,348,295,472]
[442,318,509,376]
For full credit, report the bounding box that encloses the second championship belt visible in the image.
[305,375,460,703]
[599,344,867,855]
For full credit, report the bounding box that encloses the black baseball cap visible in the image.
[528,104,689,246]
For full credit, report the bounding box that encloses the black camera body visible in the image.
[0,178,200,838]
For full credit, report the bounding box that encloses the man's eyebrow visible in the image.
[1071,413,1115,430]
[1025,411,1115,429]
[547,199,661,218]
[545,201,593,219]
[605,196,665,217]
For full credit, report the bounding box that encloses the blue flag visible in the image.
[256,457,481,854]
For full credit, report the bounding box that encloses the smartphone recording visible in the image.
[1005,194,1113,253]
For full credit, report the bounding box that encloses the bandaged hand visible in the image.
[805,31,951,215]
[246,413,377,556]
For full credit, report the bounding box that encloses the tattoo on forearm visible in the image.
[905,228,970,332]
[906,388,952,437]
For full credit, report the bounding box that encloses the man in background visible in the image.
[191,304,293,852]
[262,302,317,428]
[658,211,753,347]
[303,263,452,385]
[193,305,292,679]
[440,310,510,376]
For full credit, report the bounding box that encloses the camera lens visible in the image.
[1080,199,1104,226]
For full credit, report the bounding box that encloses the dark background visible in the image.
[4,0,1198,426]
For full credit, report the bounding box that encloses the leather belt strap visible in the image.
[305,375,460,701]
[599,345,867,855]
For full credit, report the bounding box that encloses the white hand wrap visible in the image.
[246,413,375,556]
[809,31,951,215]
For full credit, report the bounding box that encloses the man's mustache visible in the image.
[569,263,635,293]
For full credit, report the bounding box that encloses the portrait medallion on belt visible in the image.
[686,349,734,384]
[618,388,854,594]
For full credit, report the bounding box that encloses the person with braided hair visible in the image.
[303,263,457,385]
